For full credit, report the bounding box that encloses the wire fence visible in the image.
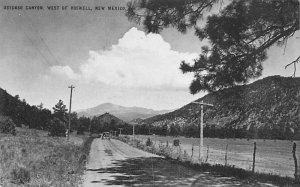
[133,135,299,178]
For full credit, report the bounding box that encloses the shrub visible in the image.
[10,166,31,184]
[173,139,180,146]
[78,154,87,165]
[136,141,145,149]
[48,117,66,137]
[77,124,85,135]
[145,144,156,153]
[119,135,130,143]
[146,137,153,146]
[0,116,16,135]
[157,143,173,157]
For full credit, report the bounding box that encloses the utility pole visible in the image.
[67,85,75,140]
[118,128,123,136]
[132,123,135,140]
[192,101,213,161]
[89,119,92,136]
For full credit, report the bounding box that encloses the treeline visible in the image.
[135,123,300,140]
[0,90,133,136]
[204,124,299,140]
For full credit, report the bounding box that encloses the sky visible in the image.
[0,0,299,111]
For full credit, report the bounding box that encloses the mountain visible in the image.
[90,112,132,134]
[141,76,300,139]
[92,112,126,126]
[77,103,172,122]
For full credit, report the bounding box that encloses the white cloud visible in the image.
[50,27,198,89]
[50,65,79,79]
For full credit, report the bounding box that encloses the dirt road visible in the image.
[83,138,277,187]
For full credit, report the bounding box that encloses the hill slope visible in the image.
[77,103,171,122]
[141,76,300,139]
[93,112,126,126]
[90,112,133,134]
[0,87,52,129]
[0,88,13,116]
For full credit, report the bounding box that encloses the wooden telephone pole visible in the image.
[67,85,75,140]
[193,101,213,161]
[132,123,135,140]
[118,128,123,136]
[89,120,92,136]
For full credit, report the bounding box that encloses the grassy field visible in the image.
[0,127,91,187]
[134,135,299,178]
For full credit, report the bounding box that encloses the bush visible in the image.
[10,166,31,184]
[157,143,173,157]
[48,118,66,137]
[173,139,180,146]
[77,124,85,135]
[146,137,153,146]
[77,130,84,135]
[0,116,16,135]
[136,140,145,149]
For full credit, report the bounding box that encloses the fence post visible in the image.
[292,142,299,180]
[225,144,228,166]
[191,143,194,158]
[206,145,209,163]
[198,144,201,161]
[252,142,256,173]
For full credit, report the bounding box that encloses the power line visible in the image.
[10,14,53,67]
[21,10,61,66]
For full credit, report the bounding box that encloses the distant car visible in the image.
[102,132,111,140]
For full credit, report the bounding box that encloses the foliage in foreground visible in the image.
[0,128,92,186]
[0,116,16,135]
[48,117,67,137]
[127,0,299,93]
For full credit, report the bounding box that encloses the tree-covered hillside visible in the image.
[90,113,133,135]
[0,88,51,130]
[140,76,300,140]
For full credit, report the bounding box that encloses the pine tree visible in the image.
[52,100,68,123]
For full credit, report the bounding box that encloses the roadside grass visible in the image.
[0,127,93,187]
[117,135,300,187]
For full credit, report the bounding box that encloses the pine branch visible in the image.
[285,56,300,77]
